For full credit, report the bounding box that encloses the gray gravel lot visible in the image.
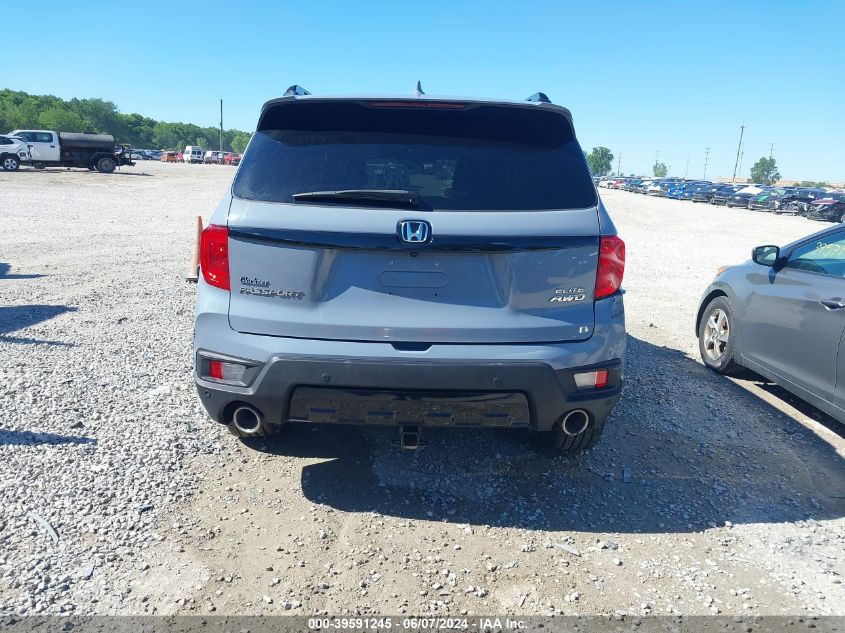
[0,162,843,617]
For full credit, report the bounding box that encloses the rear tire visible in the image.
[1,155,20,171]
[96,157,116,173]
[698,296,744,376]
[541,414,607,454]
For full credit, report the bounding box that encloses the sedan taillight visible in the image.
[595,235,625,299]
[200,224,230,290]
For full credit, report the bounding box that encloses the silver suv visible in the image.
[194,87,626,452]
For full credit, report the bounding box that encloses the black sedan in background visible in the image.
[693,183,729,203]
[748,187,789,211]
[772,188,828,214]
[726,187,765,208]
[711,185,746,205]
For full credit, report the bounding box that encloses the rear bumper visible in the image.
[195,354,622,432]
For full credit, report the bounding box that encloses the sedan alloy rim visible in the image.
[704,308,730,361]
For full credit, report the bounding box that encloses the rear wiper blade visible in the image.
[292,189,420,207]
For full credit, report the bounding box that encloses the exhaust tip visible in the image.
[232,405,263,435]
[561,409,590,436]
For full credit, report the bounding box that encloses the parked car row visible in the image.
[597,176,845,223]
[158,146,241,165]
[204,150,241,165]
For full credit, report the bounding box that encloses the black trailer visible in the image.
[54,132,135,173]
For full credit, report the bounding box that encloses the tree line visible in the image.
[0,89,253,153]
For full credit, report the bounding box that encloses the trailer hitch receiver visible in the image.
[398,425,422,450]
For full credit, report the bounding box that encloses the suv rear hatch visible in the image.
[226,98,602,344]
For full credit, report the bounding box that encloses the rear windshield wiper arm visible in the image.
[292,189,420,207]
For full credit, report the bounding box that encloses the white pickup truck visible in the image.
[8,129,135,172]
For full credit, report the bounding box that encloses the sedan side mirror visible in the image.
[752,245,780,267]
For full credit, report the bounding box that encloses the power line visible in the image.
[703,147,710,180]
[732,124,745,182]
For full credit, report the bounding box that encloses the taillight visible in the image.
[200,224,230,290]
[595,235,625,299]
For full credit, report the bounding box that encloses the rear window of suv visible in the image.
[233,100,597,210]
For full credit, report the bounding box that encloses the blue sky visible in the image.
[4,1,844,181]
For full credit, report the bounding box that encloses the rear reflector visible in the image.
[574,369,609,389]
[200,224,230,290]
[595,235,625,299]
[595,369,609,388]
[207,360,246,382]
[208,360,223,380]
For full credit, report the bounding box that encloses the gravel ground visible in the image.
[0,162,843,618]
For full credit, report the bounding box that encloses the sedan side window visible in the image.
[785,232,845,277]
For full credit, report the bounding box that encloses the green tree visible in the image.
[749,157,781,185]
[230,131,252,154]
[36,107,86,132]
[652,161,668,177]
[585,146,614,176]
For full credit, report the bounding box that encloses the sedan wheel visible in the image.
[699,297,743,375]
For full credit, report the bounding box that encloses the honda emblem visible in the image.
[398,220,431,244]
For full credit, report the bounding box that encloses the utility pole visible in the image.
[617,153,621,176]
[684,154,690,179]
[703,147,710,180]
[219,99,224,158]
[732,124,745,182]
[738,143,745,181]
[769,143,774,159]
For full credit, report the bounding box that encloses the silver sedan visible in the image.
[696,224,845,422]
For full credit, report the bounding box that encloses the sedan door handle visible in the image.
[819,299,845,310]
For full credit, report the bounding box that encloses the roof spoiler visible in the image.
[526,92,552,104]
